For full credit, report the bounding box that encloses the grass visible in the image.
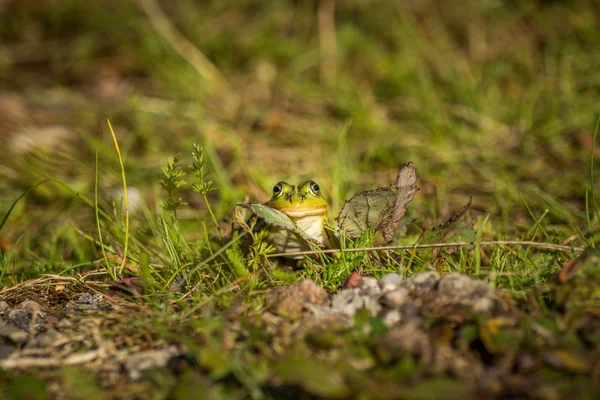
[1,0,600,398]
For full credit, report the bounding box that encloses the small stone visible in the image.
[304,303,335,320]
[0,322,29,345]
[35,329,67,348]
[76,292,103,305]
[380,309,401,327]
[378,273,403,292]
[0,301,9,313]
[399,302,420,322]
[0,344,16,359]
[65,292,113,311]
[124,346,180,380]
[7,310,35,331]
[331,289,364,317]
[362,296,382,316]
[359,277,381,296]
[472,297,495,314]
[331,288,382,318]
[14,300,43,313]
[438,273,490,301]
[265,279,330,319]
[401,271,441,294]
[380,287,410,309]
[56,318,73,329]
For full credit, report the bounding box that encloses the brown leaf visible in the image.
[558,255,585,284]
[336,163,419,242]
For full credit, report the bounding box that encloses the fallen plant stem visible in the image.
[267,240,586,258]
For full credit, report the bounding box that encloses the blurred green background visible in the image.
[1,0,599,280]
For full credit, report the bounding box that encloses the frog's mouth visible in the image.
[277,205,328,218]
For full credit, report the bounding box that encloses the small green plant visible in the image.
[159,153,187,215]
[190,143,224,240]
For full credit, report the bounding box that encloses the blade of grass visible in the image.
[589,115,600,235]
[94,150,114,280]
[107,119,130,277]
[0,236,22,284]
[29,167,115,223]
[0,180,48,233]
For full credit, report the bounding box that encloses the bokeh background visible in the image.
[1,0,599,274]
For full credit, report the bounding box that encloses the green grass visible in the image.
[1,0,600,398]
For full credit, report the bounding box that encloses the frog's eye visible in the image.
[272,182,284,197]
[309,181,320,196]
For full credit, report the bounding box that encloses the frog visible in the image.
[265,180,333,255]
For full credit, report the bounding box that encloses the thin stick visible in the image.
[267,240,586,258]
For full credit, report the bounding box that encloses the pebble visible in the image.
[331,289,365,317]
[400,271,441,294]
[0,322,28,345]
[76,292,103,305]
[380,309,401,327]
[124,346,180,380]
[380,287,410,308]
[271,272,503,328]
[0,301,9,313]
[472,297,495,314]
[7,309,44,331]
[437,273,490,300]
[14,300,43,312]
[378,273,403,292]
[0,344,16,359]
[359,277,381,297]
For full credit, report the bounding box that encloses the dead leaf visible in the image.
[419,197,473,258]
[237,203,321,246]
[336,163,419,242]
[558,255,586,284]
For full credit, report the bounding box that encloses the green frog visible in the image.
[265,180,332,255]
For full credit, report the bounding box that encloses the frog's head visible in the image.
[267,180,328,218]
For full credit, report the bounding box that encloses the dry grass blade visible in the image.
[133,0,230,92]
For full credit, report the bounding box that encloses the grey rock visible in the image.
[362,295,382,316]
[7,310,36,331]
[438,273,490,300]
[401,271,441,294]
[359,277,381,296]
[0,343,16,359]
[0,301,9,313]
[35,329,67,348]
[65,292,113,311]
[124,346,180,380]
[380,309,402,327]
[331,288,381,318]
[380,287,410,309]
[305,303,335,320]
[399,302,420,322]
[76,292,103,305]
[56,318,73,329]
[378,273,403,292]
[14,300,43,313]
[472,297,495,314]
[331,289,365,317]
[0,321,29,345]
